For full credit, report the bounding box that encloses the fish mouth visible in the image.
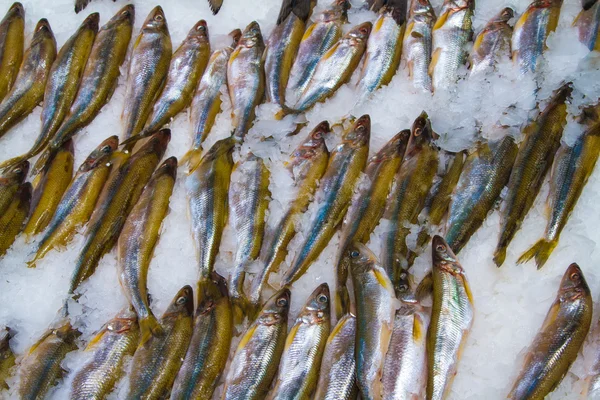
[35,18,52,34]
[9,2,24,18]
[158,156,178,179]
[84,12,100,30]
[116,4,135,22]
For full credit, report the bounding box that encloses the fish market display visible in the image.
[0,2,24,104]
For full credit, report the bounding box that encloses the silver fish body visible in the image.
[403,0,436,92]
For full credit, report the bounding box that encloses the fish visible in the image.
[208,0,223,14]
[118,157,177,342]
[28,136,118,267]
[17,321,81,399]
[445,137,518,254]
[122,20,211,148]
[69,308,140,400]
[0,159,28,216]
[227,21,265,140]
[186,137,235,279]
[281,115,370,287]
[74,0,117,13]
[469,7,513,77]
[0,19,56,139]
[0,327,15,390]
[357,0,407,98]
[430,0,474,90]
[574,0,600,51]
[580,317,600,398]
[335,130,409,319]
[512,0,563,76]
[402,0,436,92]
[171,272,233,400]
[229,153,270,321]
[221,288,290,400]
[382,112,438,293]
[121,6,172,142]
[267,283,331,400]
[509,263,592,400]
[519,124,600,268]
[69,129,170,295]
[349,243,397,400]
[0,182,30,256]
[33,5,134,174]
[23,139,74,237]
[0,2,24,104]
[493,84,571,267]
[189,29,240,150]
[290,22,371,114]
[126,285,194,400]
[265,0,313,108]
[313,314,358,400]
[249,121,330,312]
[286,0,349,96]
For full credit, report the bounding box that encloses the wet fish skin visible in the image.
[313,314,358,400]
[0,182,30,256]
[0,159,28,216]
[171,272,233,400]
[0,2,24,104]
[118,157,177,342]
[493,84,571,267]
[17,321,81,400]
[281,115,370,287]
[121,6,172,142]
[402,0,436,92]
[509,263,592,400]
[126,285,194,400]
[23,139,74,237]
[350,243,396,400]
[28,136,118,267]
[574,0,600,51]
[425,235,474,400]
[0,19,56,139]
[222,288,290,400]
[445,137,518,254]
[470,7,513,77]
[227,21,265,140]
[267,283,331,400]
[0,327,15,389]
[250,122,330,312]
[335,130,409,319]
[69,308,140,400]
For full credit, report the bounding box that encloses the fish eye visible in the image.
[436,244,445,252]
[359,27,369,34]
[102,145,111,153]
[122,10,130,16]
[155,14,164,22]
[176,296,187,305]
[14,168,21,174]
[317,294,328,303]
[277,297,288,307]
[398,283,408,292]
[570,272,580,280]
[197,25,206,31]
[414,128,423,137]
[350,250,359,258]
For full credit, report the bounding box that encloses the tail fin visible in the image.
[119,133,147,150]
[182,148,204,172]
[335,285,351,320]
[139,315,164,345]
[231,295,250,326]
[74,0,91,13]
[32,149,51,176]
[492,246,507,268]
[208,0,224,14]
[274,105,300,121]
[0,155,27,171]
[517,239,557,269]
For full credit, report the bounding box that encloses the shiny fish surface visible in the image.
[402,0,435,92]
[0,327,14,390]
[469,7,513,77]
[0,2,24,104]
[574,0,600,50]
[0,182,30,256]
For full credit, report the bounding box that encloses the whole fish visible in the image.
[509,263,592,400]
[357,0,407,98]
[281,115,370,287]
[402,0,436,92]
[121,6,172,142]
[171,272,233,400]
[290,22,371,114]
[445,137,518,254]
[512,0,563,75]
[222,288,290,400]
[249,122,330,312]
[118,157,177,341]
[0,327,15,389]
[17,321,81,400]
[265,0,313,108]
[0,2,24,104]
[126,285,193,400]
[28,136,118,267]
[186,137,234,279]
[0,182,30,256]
[519,124,600,268]
[267,283,331,400]
[122,20,211,147]
[23,139,74,237]
[430,0,474,90]
[69,308,140,400]
[208,0,223,14]
[0,19,56,139]
[227,21,265,140]
[229,153,270,321]
[313,314,358,400]
[69,129,169,295]
[493,84,571,267]
[350,243,396,400]
[286,0,349,96]
[335,130,409,318]
[382,112,438,292]
[33,5,134,174]
[190,29,240,150]
[469,7,513,77]
[0,159,28,216]
[574,0,600,50]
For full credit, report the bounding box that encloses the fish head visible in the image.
[197,272,228,315]
[32,18,55,45]
[549,82,573,106]
[164,285,194,318]
[105,308,139,334]
[288,121,330,170]
[259,288,291,325]
[143,6,168,34]
[7,2,24,19]
[559,263,591,302]
[240,21,264,48]
[154,156,178,180]
[199,137,236,166]
[188,19,209,43]
[347,242,379,275]
[82,12,100,32]
[323,0,350,23]
[369,129,410,164]
[53,322,82,343]
[348,21,372,42]
[80,136,119,172]
[302,283,331,323]
[138,128,171,160]
[2,160,29,184]
[106,4,135,29]
[228,28,242,47]
[495,7,514,22]
[432,235,464,275]
[344,115,371,147]
[407,111,438,154]
[410,0,435,18]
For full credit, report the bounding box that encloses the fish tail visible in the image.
[208,0,224,14]
[274,105,299,121]
[335,285,351,320]
[74,0,91,13]
[32,149,51,176]
[517,239,557,269]
[0,155,27,171]
[231,295,251,325]
[182,148,204,171]
[119,133,146,150]
[492,246,507,267]
[139,315,164,345]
